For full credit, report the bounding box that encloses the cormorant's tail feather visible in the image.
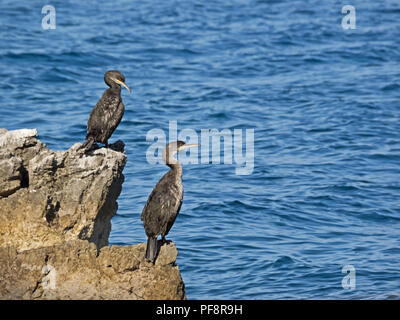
[145,237,158,263]
[78,137,95,153]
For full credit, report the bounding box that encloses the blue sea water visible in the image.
[1,0,399,299]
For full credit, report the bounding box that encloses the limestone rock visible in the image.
[0,240,185,300]
[0,129,186,300]
[0,128,126,251]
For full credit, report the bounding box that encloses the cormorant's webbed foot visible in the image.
[108,140,125,153]
[161,237,172,245]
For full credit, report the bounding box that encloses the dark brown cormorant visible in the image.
[80,70,131,152]
[141,141,199,263]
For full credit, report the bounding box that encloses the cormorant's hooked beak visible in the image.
[177,144,200,152]
[111,77,131,93]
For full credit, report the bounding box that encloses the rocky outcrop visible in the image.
[0,129,186,300]
[0,240,185,300]
[0,128,126,251]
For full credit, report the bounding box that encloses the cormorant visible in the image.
[80,70,131,152]
[141,141,199,263]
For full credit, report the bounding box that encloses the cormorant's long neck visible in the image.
[167,162,182,180]
[108,83,121,95]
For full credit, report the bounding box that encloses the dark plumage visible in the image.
[80,70,131,152]
[141,141,199,263]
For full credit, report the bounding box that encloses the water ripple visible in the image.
[1,0,399,300]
